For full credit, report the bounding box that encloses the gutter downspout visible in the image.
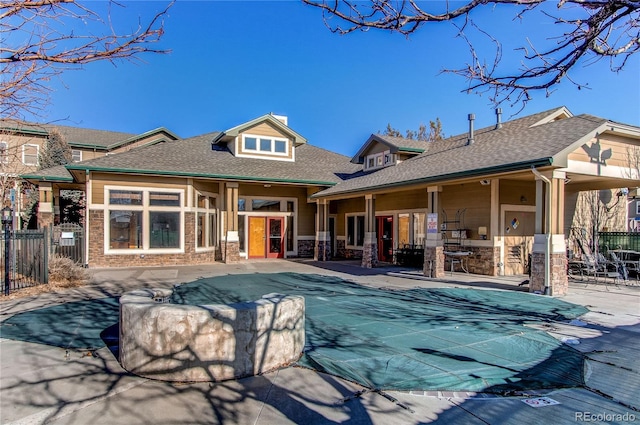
[531,166,551,295]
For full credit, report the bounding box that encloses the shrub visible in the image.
[48,254,89,285]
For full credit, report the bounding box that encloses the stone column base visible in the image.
[224,231,240,264]
[424,246,445,278]
[361,232,378,268]
[38,211,54,229]
[530,234,568,295]
[314,232,331,261]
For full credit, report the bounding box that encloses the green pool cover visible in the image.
[1,272,588,394]
[172,272,588,393]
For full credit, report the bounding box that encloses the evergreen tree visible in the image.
[39,129,72,169]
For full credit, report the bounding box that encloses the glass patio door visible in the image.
[267,217,284,258]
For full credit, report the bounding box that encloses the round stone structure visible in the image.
[119,288,305,382]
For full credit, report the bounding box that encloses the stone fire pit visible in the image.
[119,288,305,382]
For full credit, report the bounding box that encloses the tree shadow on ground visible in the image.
[0,272,601,424]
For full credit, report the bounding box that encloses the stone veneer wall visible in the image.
[335,240,363,260]
[88,210,217,267]
[119,288,305,382]
[315,240,331,261]
[426,246,499,277]
[222,239,240,264]
[38,211,53,229]
[297,239,315,258]
[424,247,445,278]
[361,237,378,268]
[530,251,568,295]
[465,246,501,276]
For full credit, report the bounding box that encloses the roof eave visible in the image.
[20,173,74,183]
[312,158,554,199]
[106,127,180,150]
[65,164,337,186]
[223,115,307,145]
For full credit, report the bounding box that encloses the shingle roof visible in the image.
[374,135,430,152]
[0,120,135,148]
[315,107,608,197]
[21,165,73,182]
[0,120,178,150]
[67,132,361,185]
[350,134,428,163]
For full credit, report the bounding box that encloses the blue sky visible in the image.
[38,1,640,156]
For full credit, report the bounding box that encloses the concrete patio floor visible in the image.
[1,259,639,424]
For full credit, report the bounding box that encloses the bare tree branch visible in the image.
[1,0,173,120]
[303,0,640,108]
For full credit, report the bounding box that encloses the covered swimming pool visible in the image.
[172,272,588,393]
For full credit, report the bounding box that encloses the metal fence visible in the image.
[51,223,85,265]
[1,228,49,294]
[599,231,640,252]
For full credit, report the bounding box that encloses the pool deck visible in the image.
[1,259,639,424]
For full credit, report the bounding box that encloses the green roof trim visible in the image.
[106,127,180,150]
[65,164,337,186]
[20,173,74,182]
[312,157,553,199]
[0,126,48,136]
[396,147,425,153]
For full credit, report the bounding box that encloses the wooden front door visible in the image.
[503,211,535,275]
[249,217,266,258]
[267,217,284,258]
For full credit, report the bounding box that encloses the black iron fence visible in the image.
[2,228,49,293]
[599,232,640,252]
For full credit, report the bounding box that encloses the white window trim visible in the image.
[364,150,392,171]
[237,133,293,162]
[195,191,218,252]
[0,142,8,164]
[236,195,298,256]
[22,144,39,166]
[345,213,365,249]
[71,149,82,162]
[104,185,185,254]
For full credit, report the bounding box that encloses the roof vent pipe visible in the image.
[467,113,475,145]
[495,108,503,129]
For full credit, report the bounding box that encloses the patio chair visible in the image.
[568,239,614,284]
[608,251,628,282]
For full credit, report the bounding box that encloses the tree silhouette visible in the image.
[304,0,640,108]
[1,1,172,120]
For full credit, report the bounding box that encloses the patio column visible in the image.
[315,200,331,261]
[424,186,445,277]
[362,194,378,268]
[531,170,568,295]
[37,182,54,229]
[224,182,240,264]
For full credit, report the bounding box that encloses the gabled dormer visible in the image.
[529,106,573,128]
[351,134,428,171]
[212,113,306,162]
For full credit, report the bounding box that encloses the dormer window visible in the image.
[364,150,394,171]
[244,137,257,150]
[241,134,290,159]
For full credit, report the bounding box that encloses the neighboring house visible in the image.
[1,120,179,227]
[21,107,640,296]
